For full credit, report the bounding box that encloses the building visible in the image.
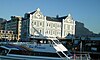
[0,18,17,41]
[21,8,75,41]
[3,16,22,41]
[0,30,17,41]
[0,18,6,30]
[7,16,22,41]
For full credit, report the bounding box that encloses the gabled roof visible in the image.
[25,8,70,22]
[30,11,36,14]
[30,8,40,14]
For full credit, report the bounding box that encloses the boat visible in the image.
[0,37,90,60]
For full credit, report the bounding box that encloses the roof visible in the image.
[46,16,61,22]
[57,16,67,20]
[46,16,67,22]
[30,11,36,14]
[25,8,68,22]
[25,8,69,22]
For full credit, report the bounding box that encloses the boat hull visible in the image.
[0,54,63,60]
[0,55,90,60]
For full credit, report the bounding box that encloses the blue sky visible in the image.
[0,0,100,34]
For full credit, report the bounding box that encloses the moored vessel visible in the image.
[0,37,90,60]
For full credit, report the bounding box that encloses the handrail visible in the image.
[56,51,64,60]
[72,54,91,60]
[50,38,70,59]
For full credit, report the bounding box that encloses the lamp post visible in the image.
[80,37,82,60]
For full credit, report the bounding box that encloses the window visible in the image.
[47,30,48,34]
[49,30,50,34]
[40,22,42,26]
[47,23,48,26]
[51,23,53,28]
[53,31,55,35]
[34,21,36,25]
[71,26,73,30]
[57,24,60,27]
[51,30,53,35]
[2,31,5,33]
[40,30,42,33]
[64,25,66,29]
[53,24,55,27]
[49,24,50,27]
[67,25,70,30]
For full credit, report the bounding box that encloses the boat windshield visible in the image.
[0,46,9,56]
[64,51,72,57]
[53,40,60,44]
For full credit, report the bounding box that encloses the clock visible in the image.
[67,19,71,22]
[36,13,41,18]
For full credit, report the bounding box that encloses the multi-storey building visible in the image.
[5,16,22,41]
[21,8,75,41]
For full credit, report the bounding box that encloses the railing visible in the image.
[50,38,70,60]
[70,54,91,60]
[50,38,91,60]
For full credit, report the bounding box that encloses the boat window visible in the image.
[53,40,60,44]
[58,51,72,57]
[9,50,60,57]
[0,47,9,56]
[64,51,72,57]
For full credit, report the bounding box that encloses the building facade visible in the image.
[3,16,22,41]
[21,8,75,41]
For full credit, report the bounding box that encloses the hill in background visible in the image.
[75,21,95,36]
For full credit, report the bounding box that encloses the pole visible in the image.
[80,39,82,60]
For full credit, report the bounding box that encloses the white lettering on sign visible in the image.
[29,45,45,49]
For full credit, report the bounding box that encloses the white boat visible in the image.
[0,37,90,60]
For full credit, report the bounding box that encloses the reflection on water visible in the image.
[0,57,25,60]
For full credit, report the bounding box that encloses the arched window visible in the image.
[40,30,42,33]
[40,22,42,26]
[34,21,36,25]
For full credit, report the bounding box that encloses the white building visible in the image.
[21,8,75,41]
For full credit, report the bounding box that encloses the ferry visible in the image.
[0,37,90,60]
